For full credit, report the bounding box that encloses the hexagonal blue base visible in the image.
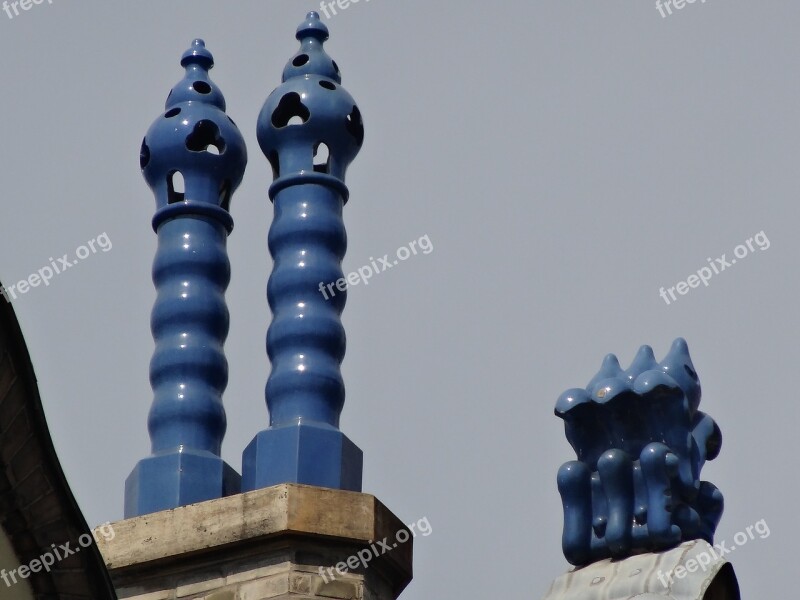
[241,423,362,492]
[124,449,241,518]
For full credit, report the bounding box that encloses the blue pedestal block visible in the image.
[242,423,362,492]
[125,449,241,516]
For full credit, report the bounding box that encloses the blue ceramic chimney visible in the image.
[126,40,247,517]
[242,12,365,492]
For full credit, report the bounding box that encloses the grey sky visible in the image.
[0,1,795,598]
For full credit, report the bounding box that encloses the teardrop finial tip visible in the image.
[181,38,214,69]
[297,11,329,41]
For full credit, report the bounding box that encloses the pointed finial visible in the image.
[258,13,363,186]
[660,337,701,411]
[140,39,246,222]
[181,38,214,69]
[586,353,622,386]
[282,11,340,83]
[625,345,658,380]
[167,38,225,111]
[296,11,330,41]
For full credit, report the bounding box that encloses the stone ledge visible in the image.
[99,483,412,598]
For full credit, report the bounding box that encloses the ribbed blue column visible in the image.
[125,40,247,517]
[242,12,365,491]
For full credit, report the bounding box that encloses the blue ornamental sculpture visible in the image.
[555,338,724,566]
[242,12,365,492]
[126,39,247,517]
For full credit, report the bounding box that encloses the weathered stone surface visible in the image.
[99,483,412,600]
[541,539,740,600]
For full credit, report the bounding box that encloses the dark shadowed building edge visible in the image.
[0,281,117,599]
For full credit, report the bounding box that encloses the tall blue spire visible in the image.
[126,39,247,517]
[242,12,365,491]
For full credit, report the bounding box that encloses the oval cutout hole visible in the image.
[168,171,185,204]
[345,105,364,146]
[140,139,150,169]
[313,142,330,174]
